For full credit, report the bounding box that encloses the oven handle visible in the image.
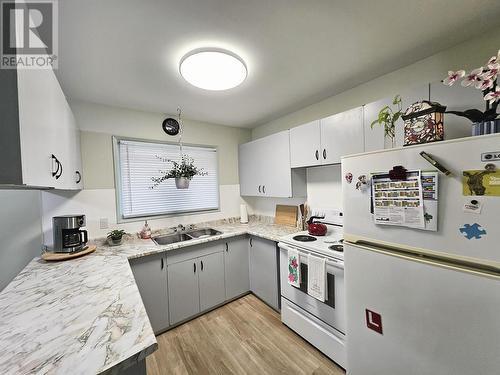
[278,242,344,270]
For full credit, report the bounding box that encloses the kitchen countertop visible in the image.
[0,218,299,375]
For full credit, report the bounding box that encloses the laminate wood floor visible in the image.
[146,294,345,375]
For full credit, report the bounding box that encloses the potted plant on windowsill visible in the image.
[442,49,500,134]
[107,229,126,246]
[151,154,207,189]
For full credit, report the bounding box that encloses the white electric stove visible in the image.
[278,208,346,369]
[279,208,344,260]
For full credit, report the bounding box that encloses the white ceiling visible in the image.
[57,0,500,128]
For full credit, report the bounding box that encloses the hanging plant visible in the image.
[151,154,207,189]
[150,107,207,189]
[371,94,402,146]
[442,49,499,123]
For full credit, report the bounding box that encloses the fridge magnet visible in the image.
[345,172,353,184]
[459,223,487,240]
[356,175,368,190]
[388,166,408,180]
[419,151,452,176]
[463,200,482,214]
[463,168,500,196]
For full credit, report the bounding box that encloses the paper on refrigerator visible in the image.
[371,170,426,229]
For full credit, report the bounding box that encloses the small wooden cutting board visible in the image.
[41,245,96,262]
[274,205,298,227]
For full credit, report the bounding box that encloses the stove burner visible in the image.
[293,235,317,242]
[329,244,344,252]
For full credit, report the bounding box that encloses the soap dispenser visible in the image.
[140,220,152,239]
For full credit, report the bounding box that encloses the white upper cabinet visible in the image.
[320,106,364,164]
[0,67,82,189]
[238,130,306,198]
[289,120,321,168]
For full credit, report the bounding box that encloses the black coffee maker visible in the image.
[52,215,88,253]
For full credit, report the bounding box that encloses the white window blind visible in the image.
[116,139,219,219]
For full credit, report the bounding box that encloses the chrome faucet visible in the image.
[175,224,186,232]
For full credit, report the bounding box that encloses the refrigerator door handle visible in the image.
[347,240,500,280]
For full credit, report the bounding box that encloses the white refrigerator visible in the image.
[342,133,500,375]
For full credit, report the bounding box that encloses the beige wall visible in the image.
[72,100,252,189]
[252,26,500,139]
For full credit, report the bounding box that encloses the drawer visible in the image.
[281,297,346,369]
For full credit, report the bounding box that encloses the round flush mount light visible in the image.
[179,49,247,91]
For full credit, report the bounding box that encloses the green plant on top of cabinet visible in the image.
[224,237,250,299]
[129,253,169,334]
[238,130,306,197]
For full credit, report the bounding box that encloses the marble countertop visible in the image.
[0,218,299,375]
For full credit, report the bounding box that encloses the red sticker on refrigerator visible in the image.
[366,309,383,334]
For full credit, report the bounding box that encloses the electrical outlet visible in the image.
[99,218,109,229]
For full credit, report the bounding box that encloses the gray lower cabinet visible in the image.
[249,236,280,310]
[167,243,227,325]
[224,237,250,299]
[198,251,226,311]
[129,253,169,334]
[167,258,200,326]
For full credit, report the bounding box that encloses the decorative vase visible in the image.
[175,177,190,189]
[472,119,500,136]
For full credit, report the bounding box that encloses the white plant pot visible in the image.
[175,177,190,189]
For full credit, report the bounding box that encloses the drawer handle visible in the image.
[225,243,229,252]
[323,149,327,160]
[194,263,196,273]
[262,185,266,194]
[75,171,82,184]
[258,185,261,193]
[161,257,164,270]
[315,150,319,160]
[201,260,204,271]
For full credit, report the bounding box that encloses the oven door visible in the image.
[279,243,345,334]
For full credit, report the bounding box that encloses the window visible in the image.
[113,137,219,221]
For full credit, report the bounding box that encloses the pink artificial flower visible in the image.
[291,258,298,268]
[461,67,483,87]
[288,273,296,282]
[476,78,494,91]
[482,62,499,81]
[442,70,465,86]
[487,49,500,66]
[484,87,500,105]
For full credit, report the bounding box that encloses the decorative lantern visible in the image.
[401,101,446,146]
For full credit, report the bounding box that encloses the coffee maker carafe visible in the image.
[52,215,88,253]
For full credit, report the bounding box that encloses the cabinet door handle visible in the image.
[315,150,319,160]
[161,257,164,270]
[323,149,327,160]
[262,185,266,194]
[51,154,62,179]
[75,171,81,184]
[225,243,229,252]
[249,238,253,247]
[194,263,196,273]
[258,185,261,193]
[201,260,204,271]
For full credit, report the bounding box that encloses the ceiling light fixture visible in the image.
[179,49,247,91]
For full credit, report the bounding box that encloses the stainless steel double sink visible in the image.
[152,228,222,246]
